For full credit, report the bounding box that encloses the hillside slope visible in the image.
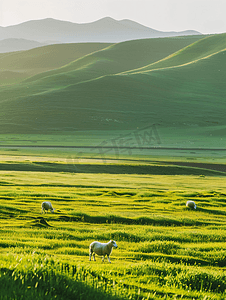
[23,35,204,86]
[122,33,226,74]
[0,43,111,85]
[0,34,225,137]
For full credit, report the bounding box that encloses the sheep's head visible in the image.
[110,240,118,248]
[51,209,55,213]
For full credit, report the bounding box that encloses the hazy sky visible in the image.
[0,0,225,34]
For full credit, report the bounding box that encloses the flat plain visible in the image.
[1,147,226,299]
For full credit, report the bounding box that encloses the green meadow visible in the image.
[1,32,226,299]
[1,148,226,299]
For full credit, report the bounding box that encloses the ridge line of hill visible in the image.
[119,47,226,76]
[118,35,211,75]
[22,45,115,85]
[119,39,204,74]
[47,43,115,71]
[118,34,226,75]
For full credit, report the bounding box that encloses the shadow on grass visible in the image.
[25,217,52,228]
[0,162,225,176]
[57,213,213,227]
[0,267,127,300]
[197,207,226,216]
[133,252,210,267]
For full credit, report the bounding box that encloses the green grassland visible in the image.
[0,33,226,150]
[1,150,226,299]
[1,33,226,299]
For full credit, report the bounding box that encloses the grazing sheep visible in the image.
[41,201,55,213]
[186,200,197,209]
[89,240,118,263]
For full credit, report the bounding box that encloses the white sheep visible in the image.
[186,200,197,209]
[89,240,118,263]
[41,201,55,213]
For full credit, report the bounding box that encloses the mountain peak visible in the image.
[90,16,118,24]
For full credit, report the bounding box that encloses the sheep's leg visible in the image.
[107,255,111,263]
[102,255,105,262]
[93,253,96,261]
[89,249,95,261]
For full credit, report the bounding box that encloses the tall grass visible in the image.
[2,253,226,300]
[0,254,128,300]
[1,156,226,298]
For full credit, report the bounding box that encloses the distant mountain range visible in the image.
[0,17,202,52]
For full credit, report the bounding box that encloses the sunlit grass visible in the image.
[1,153,226,299]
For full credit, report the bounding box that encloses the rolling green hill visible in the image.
[0,43,112,85]
[0,33,225,148]
[122,33,226,74]
[0,36,203,87]
[23,35,204,86]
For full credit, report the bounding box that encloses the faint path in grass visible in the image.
[161,161,226,173]
[1,145,226,151]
